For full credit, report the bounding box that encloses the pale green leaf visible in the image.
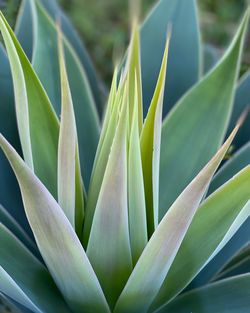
[31,0,100,187]
[0,12,59,198]
[114,116,238,313]
[140,35,169,235]
[57,26,84,235]
[87,94,132,309]
[128,78,147,265]
[159,11,249,220]
[152,170,250,310]
[83,79,125,245]
[0,135,110,313]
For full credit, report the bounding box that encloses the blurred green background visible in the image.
[1,0,250,83]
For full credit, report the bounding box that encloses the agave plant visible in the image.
[0,0,250,312]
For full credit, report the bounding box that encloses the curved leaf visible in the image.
[0,223,70,313]
[0,12,59,198]
[0,135,110,313]
[159,11,249,220]
[152,169,250,310]
[157,274,250,313]
[141,0,201,117]
[31,0,100,187]
[114,118,237,313]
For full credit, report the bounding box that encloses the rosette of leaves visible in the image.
[0,0,250,312]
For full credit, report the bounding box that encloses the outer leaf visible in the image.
[203,44,221,73]
[227,70,250,150]
[141,0,201,117]
[40,0,103,115]
[0,44,27,230]
[157,274,250,313]
[87,96,132,309]
[0,205,37,256]
[15,0,103,115]
[209,142,250,194]
[0,12,59,198]
[140,35,169,235]
[0,294,24,313]
[0,135,110,313]
[0,14,33,170]
[31,0,100,187]
[57,26,84,234]
[216,255,250,280]
[128,79,147,265]
[114,118,238,313]
[152,170,250,310]
[0,223,70,313]
[159,11,249,220]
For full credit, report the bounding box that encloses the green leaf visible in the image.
[39,0,104,115]
[83,75,124,245]
[114,119,237,313]
[128,80,147,265]
[57,26,84,234]
[87,94,132,309]
[141,0,201,117]
[159,11,249,220]
[216,255,250,281]
[140,35,169,235]
[209,142,250,194]
[0,223,70,313]
[0,294,24,313]
[31,0,100,187]
[0,44,27,231]
[152,169,250,311]
[227,70,250,150]
[0,205,37,257]
[0,12,59,198]
[127,21,143,131]
[0,135,110,313]
[16,0,103,116]
[157,274,250,313]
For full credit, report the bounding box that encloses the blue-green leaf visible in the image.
[141,0,201,117]
[159,11,249,220]
[157,274,250,313]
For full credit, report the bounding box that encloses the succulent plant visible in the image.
[0,0,250,312]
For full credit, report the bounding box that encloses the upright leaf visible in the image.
[57,26,84,234]
[152,169,250,311]
[87,94,132,309]
[141,0,201,117]
[31,0,100,187]
[0,44,26,230]
[114,118,238,313]
[83,79,125,245]
[140,35,169,235]
[0,135,110,313]
[128,79,147,264]
[157,274,250,313]
[0,12,59,198]
[159,11,249,220]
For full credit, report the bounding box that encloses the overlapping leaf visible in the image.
[87,92,132,309]
[159,11,249,220]
[0,135,110,313]
[157,274,250,313]
[141,0,201,117]
[152,169,250,310]
[114,114,238,313]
